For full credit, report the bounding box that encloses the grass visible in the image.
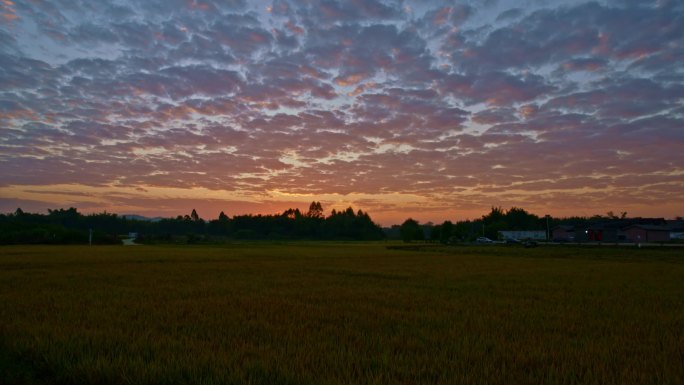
[0,243,683,384]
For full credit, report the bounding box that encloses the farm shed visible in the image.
[623,225,670,243]
[552,225,576,242]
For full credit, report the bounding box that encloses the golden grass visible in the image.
[1,243,683,384]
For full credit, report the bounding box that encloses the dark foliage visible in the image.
[0,203,385,244]
[391,207,651,242]
[400,218,424,243]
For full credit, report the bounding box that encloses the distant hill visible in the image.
[120,214,164,222]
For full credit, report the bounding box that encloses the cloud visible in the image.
[0,0,682,223]
[312,0,400,24]
[455,2,684,74]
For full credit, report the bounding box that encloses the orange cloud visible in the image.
[0,109,38,121]
[433,7,451,25]
[1,0,17,21]
[347,82,376,97]
[334,74,365,87]
[186,0,209,11]
[285,21,305,35]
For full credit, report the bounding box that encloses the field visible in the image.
[1,243,683,385]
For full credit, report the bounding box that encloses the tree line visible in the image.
[0,203,384,244]
[392,207,644,243]
[1,204,655,245]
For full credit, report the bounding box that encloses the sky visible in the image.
[1,0,683,225]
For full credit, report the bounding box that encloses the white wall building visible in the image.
[498,230,546,241]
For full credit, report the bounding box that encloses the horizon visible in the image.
[6,204,682,228]
[1,1,683,223]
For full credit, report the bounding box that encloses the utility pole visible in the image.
[545,215,550,242]
[89,228,93,246]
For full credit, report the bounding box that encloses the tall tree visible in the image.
[307,201,324,219]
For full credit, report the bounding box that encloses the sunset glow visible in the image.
[1,0,683,225]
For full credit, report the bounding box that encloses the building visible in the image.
[623,225,670,243]
[583,218,668,242]
[667,220,684,240]
[586,223,625,242]
[548,218,675,243]
[498,230,546,241]
[552,225,576,242]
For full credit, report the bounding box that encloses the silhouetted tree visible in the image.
[430,224,442,242]
[282,208,302,220]
[440,220,454,244]
[505,207,539,230]
[400,218,424,243]
[307,201,324,219]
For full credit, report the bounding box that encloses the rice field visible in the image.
[1,243,683,384]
